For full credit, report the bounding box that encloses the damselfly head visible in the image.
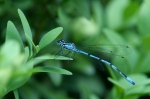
[57,39,65,45]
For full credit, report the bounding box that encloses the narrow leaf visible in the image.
[13,90,19,99]
[6,21,24,51]
[39,27,63,49]
[34,54,72,65]
[32,66,72,75]
[18,9,32,39]
[18,9,33,55]
[25,34,37,57]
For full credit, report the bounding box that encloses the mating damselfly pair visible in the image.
[56,39,135,85]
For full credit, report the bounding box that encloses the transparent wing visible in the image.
[78,44,132,56]
[76,44,132,68]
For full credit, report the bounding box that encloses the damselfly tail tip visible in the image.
[126,77,135,85]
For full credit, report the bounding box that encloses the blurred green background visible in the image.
[1,0,150,99]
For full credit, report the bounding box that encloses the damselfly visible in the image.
[56,39,135,85]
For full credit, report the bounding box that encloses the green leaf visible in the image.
[108,77,124,89]
[18,9,33,55]
[137,0,150,35]
[34,54,72,65]
[0,40,21,65]
[18,9,32,39]
[39,27,63,50]
[106,0,130,29]
[124,74,150,95]
[32,66,72,75]
[103,28,126,44]
[109,74,150,99]
[13,90,19,99]
[25,34,37,57]
[49,72,62,86]
[123,1,140,21]
[24,47,30,62]
[91,0,103,28]
[34,55,73,61]
[6,21,24,51]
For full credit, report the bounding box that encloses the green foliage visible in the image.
[0,9,72,98]
[0,0,150,99]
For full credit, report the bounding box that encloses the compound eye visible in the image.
[57,39,65,44]
[60,39,65,43]
[61,40,64,41]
